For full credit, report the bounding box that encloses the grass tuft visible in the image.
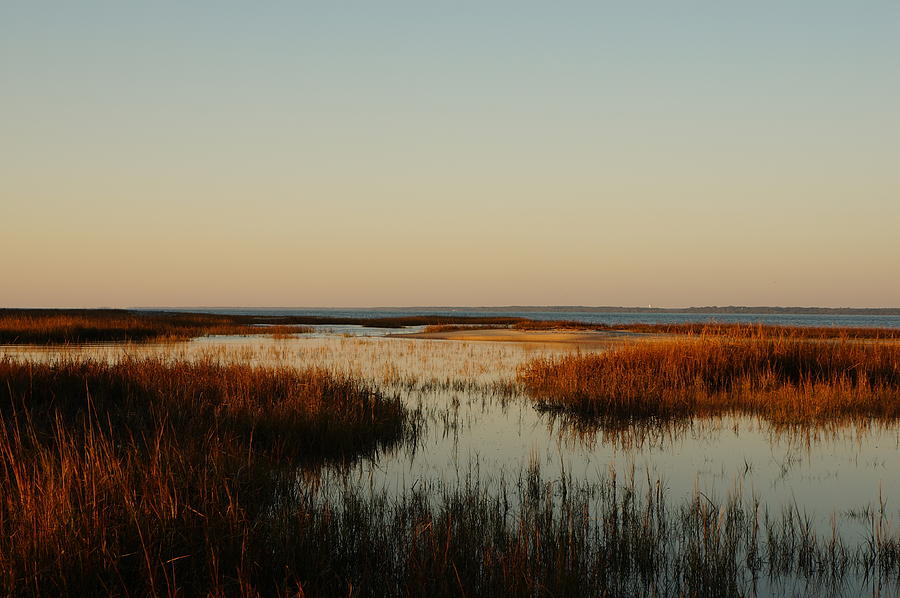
[518,335,900,422]
[0,357,412,596]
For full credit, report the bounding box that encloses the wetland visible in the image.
[1,310,900,597]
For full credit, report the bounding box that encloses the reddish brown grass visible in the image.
[0,358,411,596]
[512,320,900,339]
[518,336,900,422]
[0,309,313,344]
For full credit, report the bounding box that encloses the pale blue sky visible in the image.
[2,2,898,307]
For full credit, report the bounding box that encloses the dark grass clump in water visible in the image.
[0,309,313,344]
[0,358,409,461]
[518,336,900,422]
[0,358,413,596]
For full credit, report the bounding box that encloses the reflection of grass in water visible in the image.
[0,358,414,596]
[542,407,900,455]
[139,459,900,596]
[519,336,900,423]
[541,409,696,450]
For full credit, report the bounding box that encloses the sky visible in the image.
[2,2,898,308]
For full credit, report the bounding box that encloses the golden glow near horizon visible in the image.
[2,3,898,308]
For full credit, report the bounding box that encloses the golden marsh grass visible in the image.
[518,335,900,422]
[0,357,414,596]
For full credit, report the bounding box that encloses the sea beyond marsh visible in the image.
[2,308,900,597]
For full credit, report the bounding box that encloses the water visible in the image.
[160,307,900,329]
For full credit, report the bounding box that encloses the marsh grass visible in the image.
[512,320,900,339]
[0,358,412,596]
[518,336,900,422]
[0,309,313,344]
